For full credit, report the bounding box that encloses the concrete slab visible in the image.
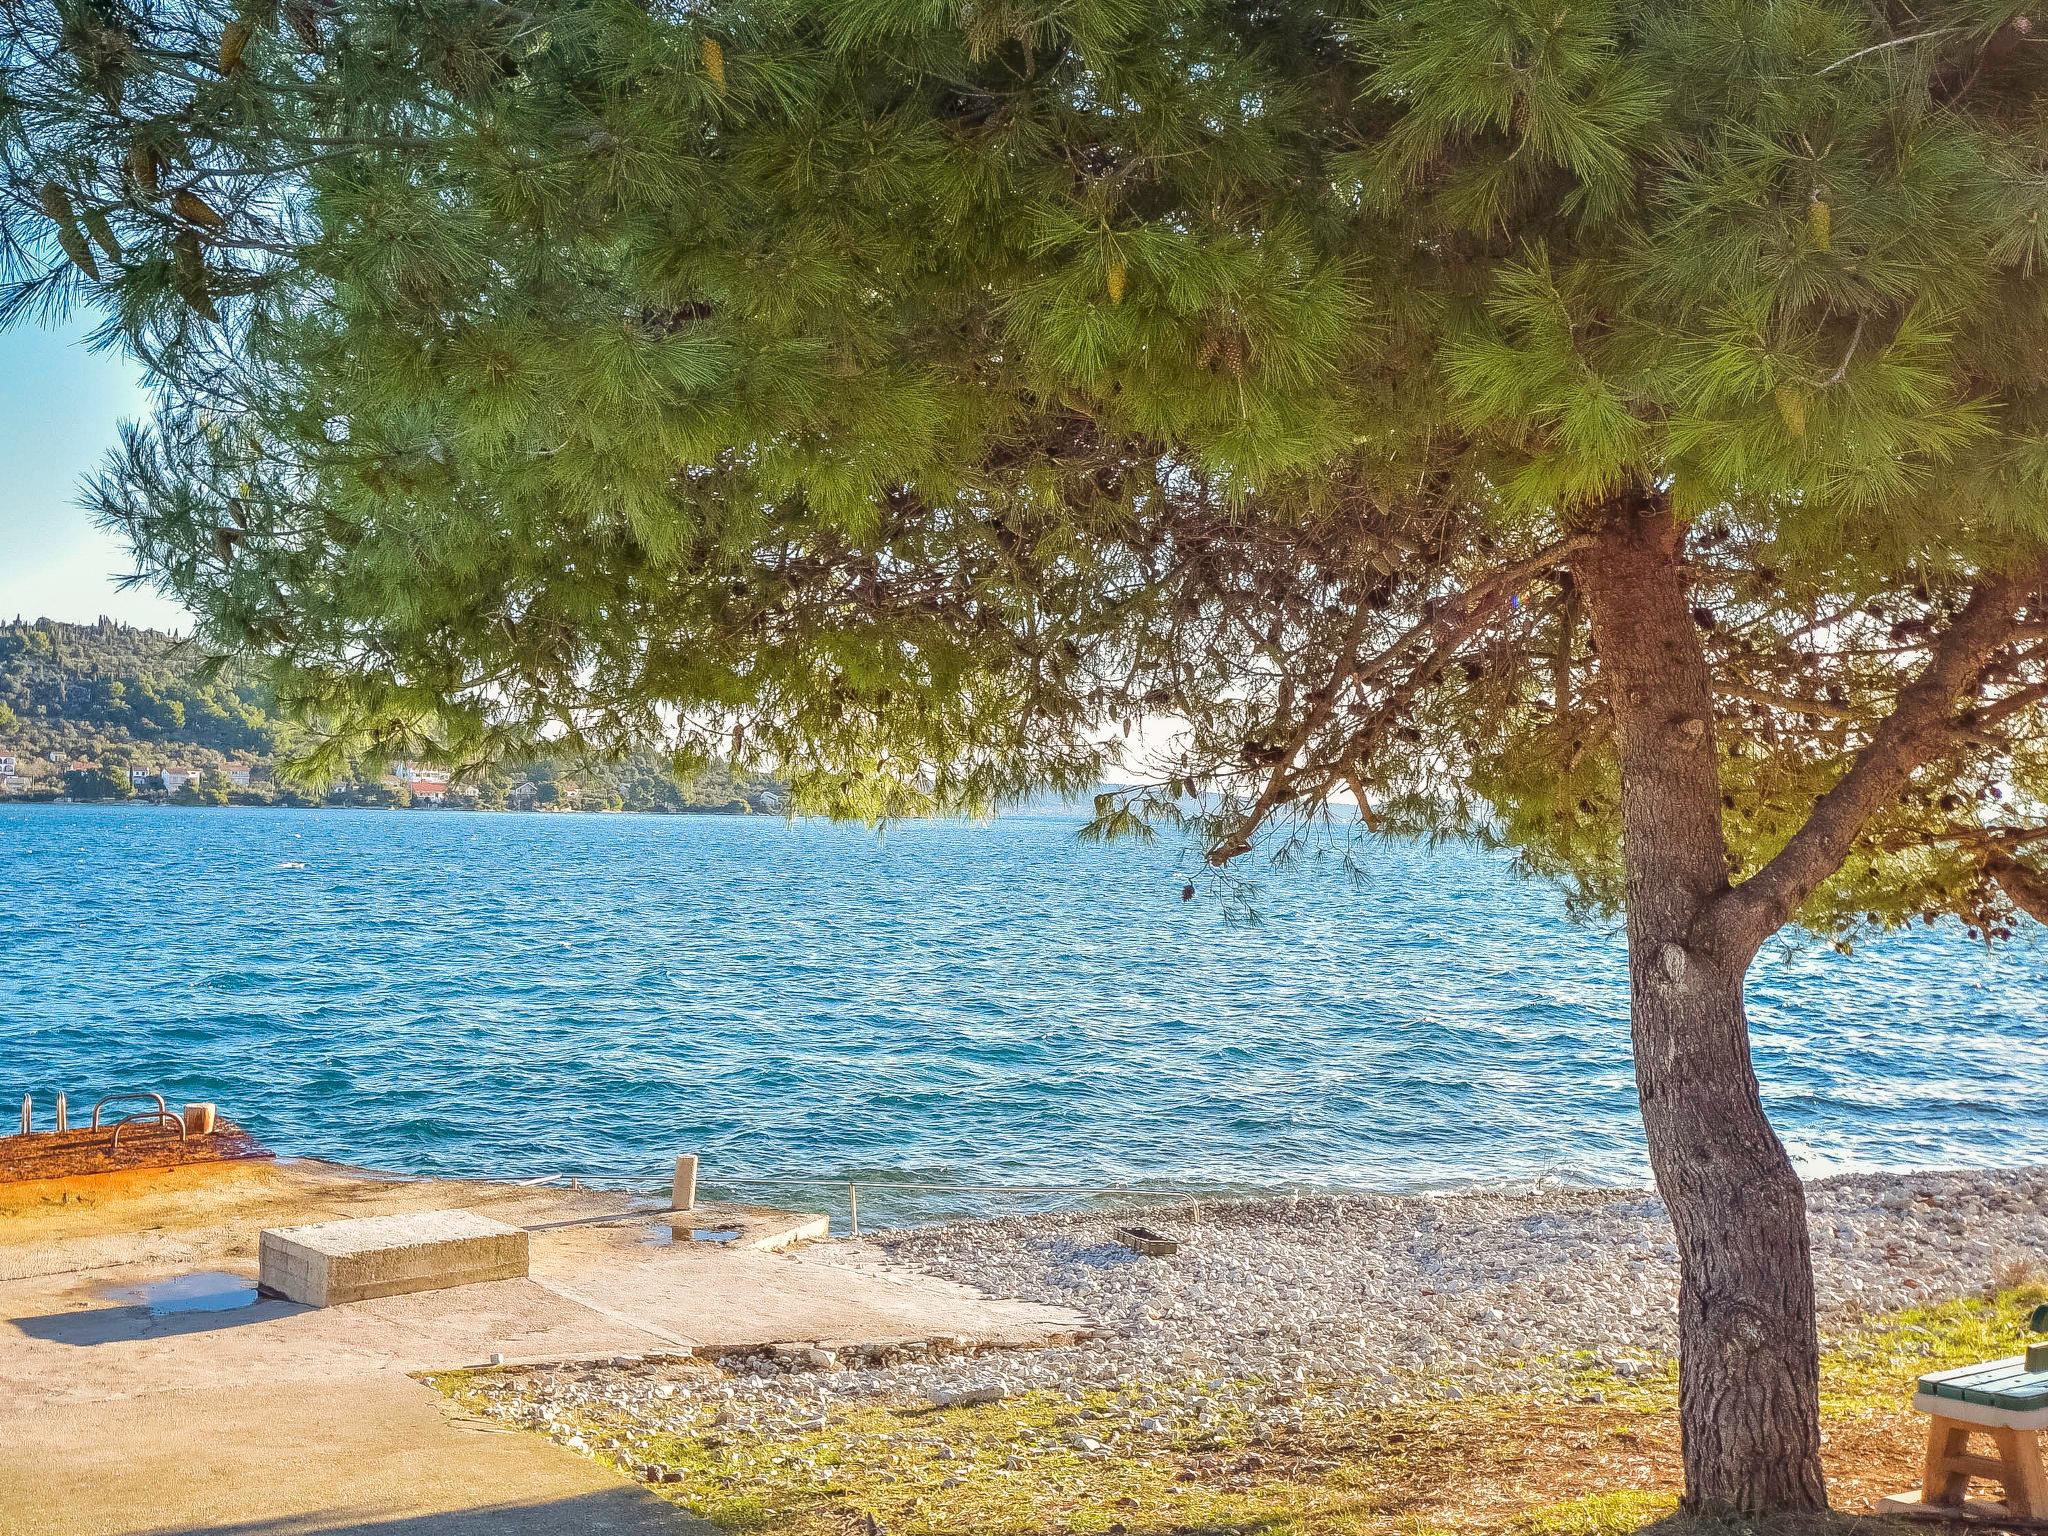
[0,1378,705,1536]
[0,1159,1093,1536]
[261,1209,528,1306]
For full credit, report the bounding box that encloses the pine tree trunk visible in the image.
[1575,501,1829,1515]
[1628,945,1828,1511]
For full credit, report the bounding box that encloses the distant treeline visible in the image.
[0,618,778,813]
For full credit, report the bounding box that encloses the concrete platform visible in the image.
[0,1158,1093,1536]
[4,1378,704,1536]
[261,1208,529,1305]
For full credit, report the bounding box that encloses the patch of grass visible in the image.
[1548,1351,1679,1413]
[433,1285,2048,1536]
[1519,1490,1675,1536]
[438,1376,1385,1535]
[1822,1283,2048,1413]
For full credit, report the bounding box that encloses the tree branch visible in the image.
[1989,854,2048,926]
[1700,561,2047,959]
[1975,676,2048,730]
[1716,680,1857,721]
[1206,533,1589,864]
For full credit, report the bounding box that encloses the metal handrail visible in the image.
[91,1092,168,1131]
[109,1109,187,1154]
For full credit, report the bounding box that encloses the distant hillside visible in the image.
[0,618,778,813]
[0,619,274,770]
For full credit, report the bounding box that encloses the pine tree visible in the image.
[6,0,2048,1512]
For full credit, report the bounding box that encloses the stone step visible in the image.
[259,1208,528,1306]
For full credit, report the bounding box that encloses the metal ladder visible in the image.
[91,1091,190,1152]
[12,1090,192,1151]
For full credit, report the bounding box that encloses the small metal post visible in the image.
[849,1182,860,1239]
[672,1154,699,1213]
[53,1092,66,1133]
[18,1094,29,1136]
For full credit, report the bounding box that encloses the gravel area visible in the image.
[459,1165,2048,1466]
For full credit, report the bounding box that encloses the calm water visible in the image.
[4,803,2045,1221]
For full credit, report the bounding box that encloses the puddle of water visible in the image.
[644,1225,742,1247]
[102,1271,261,1316]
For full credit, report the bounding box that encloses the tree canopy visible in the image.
[4,0,2043,932]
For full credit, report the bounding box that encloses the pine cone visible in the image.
[172,189,226,229]
[1774,385,1807,440]
[220,18,256,72]
[38,180,75,225]
[39,184,99,280]
[126,143,163,197]
[55,223,100,281]
[173,231,220,321]
[82,208,121,262]
[283,0,323,53]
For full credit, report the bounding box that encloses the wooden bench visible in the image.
[1880,1357,2048,1525]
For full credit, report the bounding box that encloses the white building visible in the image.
[0,754,16,778]
[161,766,200,793]
[222,763,253,789]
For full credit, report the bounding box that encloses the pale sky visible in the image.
[0,319,191,631]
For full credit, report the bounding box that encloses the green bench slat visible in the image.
[1923,1358,2026,1393]
[1919,1355,2048,1412]
[1959,1383,2048,1408]
[1921,1359,2021,1386]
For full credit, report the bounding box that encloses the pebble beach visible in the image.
[460,1164,2048,1468]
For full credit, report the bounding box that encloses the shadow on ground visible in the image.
[1636,1515,1938,1536]
[137,1502,1981,1536]
[10,1297,308,1345]
[146,1490,712,1536]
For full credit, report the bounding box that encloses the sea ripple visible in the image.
[2,802,2044,1222]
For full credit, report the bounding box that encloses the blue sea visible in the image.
[3,803,2045,1223]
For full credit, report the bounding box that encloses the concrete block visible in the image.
[259,1208,528,1307]
[672,1154,698,1212]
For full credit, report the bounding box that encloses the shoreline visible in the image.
[301,1149,2048,1229]
[458,1160,2048,1448]
[0,794,763,815]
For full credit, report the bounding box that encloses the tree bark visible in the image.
[1574,498,1829,1515]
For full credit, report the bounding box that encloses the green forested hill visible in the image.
[0,618,776,812]
[0,619,275,774]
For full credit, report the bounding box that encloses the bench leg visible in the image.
[1924,1416,1973,1508]
[1991,1426,2048,1521]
